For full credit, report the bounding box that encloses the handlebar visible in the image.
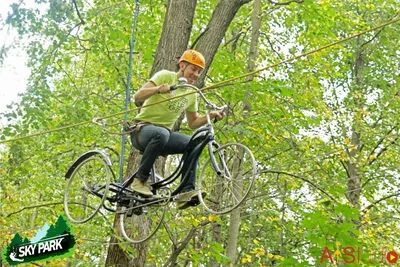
[170,85,178,91]
[171,78,227,114]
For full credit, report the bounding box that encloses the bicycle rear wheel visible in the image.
[198,143,256,214]
[120,199,166,243]
[64,154,111,223]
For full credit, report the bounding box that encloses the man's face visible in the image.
[182,63,203,84]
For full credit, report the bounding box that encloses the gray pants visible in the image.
[130,125,196,192]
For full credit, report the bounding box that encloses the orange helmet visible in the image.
[179,50,205,69]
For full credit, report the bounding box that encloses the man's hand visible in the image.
[186,110,226,129]
[134,81,170,102]
[157,84,170,94]
[210,110,225,122]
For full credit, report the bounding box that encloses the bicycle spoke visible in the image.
[198,143,256,214]
[64,154,111,224]
[120,202,166,243]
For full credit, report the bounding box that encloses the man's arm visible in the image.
[185,110,224,130]
[134,81,170,102]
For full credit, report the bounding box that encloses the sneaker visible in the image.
[176,190,207,210]
[175,191,193,202]
[131,179,153,197]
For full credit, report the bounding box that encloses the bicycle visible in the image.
[63,77,257,243]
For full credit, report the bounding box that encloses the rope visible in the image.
[1,16,399,144]
[118,0,140,183]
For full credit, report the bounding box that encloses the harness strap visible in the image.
[128,121,151,152]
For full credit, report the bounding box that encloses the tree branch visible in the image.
[268,0,304,5]
[367,124,399,166]
[362,191,400,212]
[260,32,284,61]
[224,28,247,47]
[72,0,85,25]
[162,221,177,247]
[7,201,111,229]
[31,23,83,79]
[191,27,208,49]
[163,220,211,267]
[6,202,63,217]
[260,169,337,202]
[360,28,383,49]
[104,43,128,88]
[360,11,400,50]
[56,62,80,91]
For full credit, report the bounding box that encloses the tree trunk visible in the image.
[225,152,244,263]
[163,222,209,267]
[246,0,261,83]
[150,0,197,76]
[226,0,261,263]
[209,222,222,267]
[31,193,42,228]
[347,131,361,208]
[195,0,252,88]
[280,180,287,257]
[346,38,364,209]
[105,150,149,267]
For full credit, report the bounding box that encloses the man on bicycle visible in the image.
[131,49,224,209]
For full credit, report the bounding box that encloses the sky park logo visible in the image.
[2,216,76,265]
[319,242,399,265]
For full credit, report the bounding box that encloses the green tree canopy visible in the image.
[1,0,399,266]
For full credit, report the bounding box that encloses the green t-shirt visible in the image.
[134,70,198,129]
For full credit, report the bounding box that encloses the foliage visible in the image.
[1,0,400,266]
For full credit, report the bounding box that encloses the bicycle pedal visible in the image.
[181,193,205,208]
[189,199,201,206]
[119,200,131,207]
[125,190,148,199]
[190,192,207,201]
[133,192,154,198]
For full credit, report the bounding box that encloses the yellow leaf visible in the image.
[256,249,266,257]
[208,214,216,222]
[368,232,374,237]
[242,255,252,263]
[349,146,358,151]
[273,255,284,261]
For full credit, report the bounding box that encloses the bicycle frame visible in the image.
[172,78,231,179]
[120,124,217,196]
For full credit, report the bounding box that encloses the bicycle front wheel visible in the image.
[64,154,111,223]
[198,143,256,214]
[120,201,166,243]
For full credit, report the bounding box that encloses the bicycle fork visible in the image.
[209,142,232,180]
